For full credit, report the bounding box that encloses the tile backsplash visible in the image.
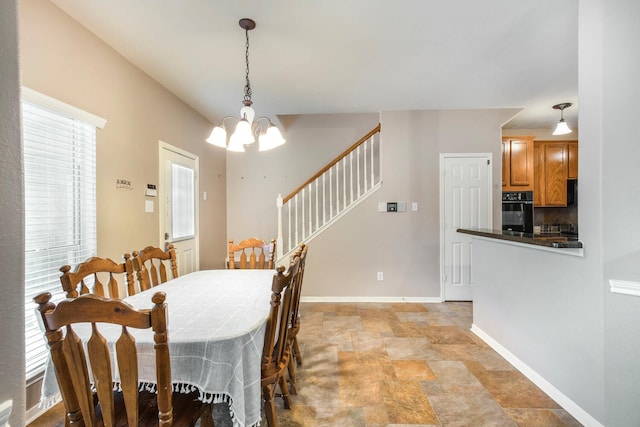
[534,204,578,229]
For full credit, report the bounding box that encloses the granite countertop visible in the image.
[456,228,583,249]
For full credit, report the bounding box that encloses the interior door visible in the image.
[440,154,492,301]
[159,142,199,275]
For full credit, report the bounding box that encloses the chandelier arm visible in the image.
[216,115,241,127]
[253,117,274,125]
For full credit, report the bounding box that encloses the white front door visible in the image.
[159,141,199,275]
[440,154,492,301]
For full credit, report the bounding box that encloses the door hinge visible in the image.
[487,159,490,165]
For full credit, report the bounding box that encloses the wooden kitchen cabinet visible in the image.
[502,136,534,191]
[534,141,578,207]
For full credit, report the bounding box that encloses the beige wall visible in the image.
[19,0,228,270]
[226,109,519,298]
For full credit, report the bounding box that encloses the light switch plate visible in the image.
[145,200,154,213]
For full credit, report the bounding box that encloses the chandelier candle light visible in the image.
[552,102,573,136]
[206,18,285,152]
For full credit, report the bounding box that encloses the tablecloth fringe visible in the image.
[38,392,61,409]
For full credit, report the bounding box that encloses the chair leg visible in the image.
[287,357,298,395]
[293,337,302,366]
[262,385,277,427]
[200,405,215,427]
[278,374,292,410]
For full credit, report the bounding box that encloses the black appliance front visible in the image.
[502,191,534,233]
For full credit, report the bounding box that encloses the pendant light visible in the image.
[206,18,285,152]
[552,103,573,136]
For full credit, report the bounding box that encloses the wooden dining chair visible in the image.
[286,243,308,394]
[228,237,276,269]
[132,244,178,292]
[33,291,214,427]
[59,254,135,299]
[261,257,301,427]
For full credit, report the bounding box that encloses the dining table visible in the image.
[40,268,276,427]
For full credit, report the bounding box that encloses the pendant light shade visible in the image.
[233,118,255,145]
[259,124,286,151]
[206,125,227,148]
[552,103,573,135]
[206,18,286,152]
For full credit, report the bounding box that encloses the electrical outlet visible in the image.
[377,272,384,281]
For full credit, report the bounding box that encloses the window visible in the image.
[22,88,106,381]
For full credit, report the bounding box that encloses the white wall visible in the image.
[600,0,640,425]
[0,1,26,426]
[473,241,604,424]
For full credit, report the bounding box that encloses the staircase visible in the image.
[276,124,381,261]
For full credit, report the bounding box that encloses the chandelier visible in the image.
[206,18,285,152]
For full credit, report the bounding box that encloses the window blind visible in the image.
[22,91,103,381]
[171,163,195,240]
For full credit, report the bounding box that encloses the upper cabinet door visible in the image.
[542,143,568,206]
[533,140,578,207]
[502,137,535,191]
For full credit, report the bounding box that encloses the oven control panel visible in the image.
[502,191,533,202]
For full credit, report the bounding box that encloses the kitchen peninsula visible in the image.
[457,228,583,250]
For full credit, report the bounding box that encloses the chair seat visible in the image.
[94,390,211,427]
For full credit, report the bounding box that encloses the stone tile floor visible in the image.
[274,301,582,426]
[29,302,583,426]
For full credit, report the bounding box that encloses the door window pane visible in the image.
[171,163,195,240]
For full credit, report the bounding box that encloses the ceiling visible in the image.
[49,0,579,131]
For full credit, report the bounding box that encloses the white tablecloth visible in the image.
[41,269,275,427]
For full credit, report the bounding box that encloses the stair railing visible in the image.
[276,124,381,260]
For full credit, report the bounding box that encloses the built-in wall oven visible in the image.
[502,191,534,233]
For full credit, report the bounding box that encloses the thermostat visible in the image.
[145,184,157,197]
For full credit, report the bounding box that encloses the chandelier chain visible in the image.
[244,28,252,103]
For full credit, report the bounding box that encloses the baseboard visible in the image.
[300,296,442,303]
[470,324,604,427]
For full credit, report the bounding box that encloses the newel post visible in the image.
[276,193,284,260]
